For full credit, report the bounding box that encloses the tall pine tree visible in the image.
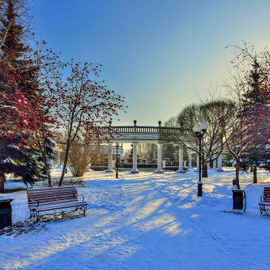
[240,59,270,183]
[0,0,43,192]
[0,0,28,62]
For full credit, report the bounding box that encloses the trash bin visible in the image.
[0,199,13,229]
[232,189,246,212]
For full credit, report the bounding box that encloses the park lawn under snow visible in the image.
[1,169,270,270]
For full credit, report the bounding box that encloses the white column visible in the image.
[57,151,61,168]
[131,142,139,173]
[207,162,210,171]
[162,160,166,169]
[106,143,113,172]
[188,152,193,170]
[155,144,164,173]
[217,153,223,172]
[49,159,53,169]
[212,155,217,170]
[177,144,185,173]
[88,162,92,171]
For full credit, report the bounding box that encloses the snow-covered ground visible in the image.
[1,168,270,270]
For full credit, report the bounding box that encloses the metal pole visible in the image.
[197,135,203,197]
[116,145,118,179]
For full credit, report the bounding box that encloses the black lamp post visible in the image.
[193,122,208,197]
[116,142,119,179]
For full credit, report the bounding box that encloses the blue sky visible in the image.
[32,0,270,126]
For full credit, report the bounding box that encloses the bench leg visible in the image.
[260,205,263,215]
[260,204,266,215]
[31,211,39,223]
[30,210,39,222]
[82,206,87,216]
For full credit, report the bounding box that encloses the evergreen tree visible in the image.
[36,127,56,186]
[0,135,43,192]
[239,60,270,183]
[0,0,28,62]
[0,0,43,191]
[224,43,270,188]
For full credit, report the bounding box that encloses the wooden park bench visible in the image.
[259,187,270,214]
[27,186,87,221]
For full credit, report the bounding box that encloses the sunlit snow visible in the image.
[1,168,270,270]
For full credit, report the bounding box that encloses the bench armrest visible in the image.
[79,193,85,202]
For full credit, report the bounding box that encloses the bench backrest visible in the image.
[263,187,270,202]
[27,186,78,207]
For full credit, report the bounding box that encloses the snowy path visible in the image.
[1,170,270,269]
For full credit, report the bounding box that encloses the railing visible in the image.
[100,126,189,135]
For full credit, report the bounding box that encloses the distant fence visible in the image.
[91,162,182,171]
[100,126,188,135]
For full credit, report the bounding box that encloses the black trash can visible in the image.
[0,199,13,229]
[232,189,246,212]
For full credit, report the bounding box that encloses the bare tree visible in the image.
[68,143,91,177]
[222,42,270,188]
[56,60,126,186]
[165,100,235,177]
[68,143,108,177]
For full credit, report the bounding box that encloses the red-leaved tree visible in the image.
[56,60,125,186]
[223,43,270,188]
[28,40,64,186]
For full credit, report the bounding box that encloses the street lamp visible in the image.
[193,121,208,197]
[116,142,119,179]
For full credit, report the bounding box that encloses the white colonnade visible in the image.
[105,142,223,174]
[105,142,188,174]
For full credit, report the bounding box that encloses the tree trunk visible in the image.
[235,160,240,189]
[58,143,71,186]
[41,148,52,187]
[37,136,52,187]
[0,173,5,193]
[253,165,257,184]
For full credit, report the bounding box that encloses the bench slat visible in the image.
[27,186,79,204]
[28,189,77,194]
[27,191,77,197]
[30,202,87,212]
[28,194,77,200]
[28,186,76,191]
[28,196,77,201]
[27,188,77,195]
[29,199,79,207]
